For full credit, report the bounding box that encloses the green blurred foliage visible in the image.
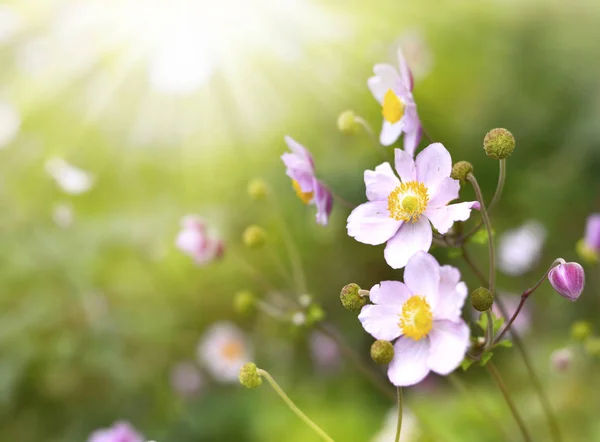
[1,0,600,441]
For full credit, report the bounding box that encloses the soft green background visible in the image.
[1,0,600,441]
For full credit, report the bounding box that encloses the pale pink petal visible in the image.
[384,217,432,269]
[403,251,440,307]
[415,143,452,192]
[358,305,402,341]
[428,177,459,208]
[370,281,412,306]
[284,135,314,165]
[397,48,414,92]
[427,320,470,375]
[402,123,422,158]
[365,162,400,202]
[347,201,402,245]
[425,201,478,234]
[380,120,404,146]
[394,148,417,183]
[368,64,401,103]
[314,180,333,226]
[387,337,430,386]
[435,265,467,321]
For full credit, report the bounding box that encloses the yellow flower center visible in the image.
[399,295,433,341]
[387,181,429,222]
[221,340,244,361]
[292,180,313,204]
[382,89,405,124]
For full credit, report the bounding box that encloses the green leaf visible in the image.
[479,351,494,366]
[496,339,513,348]
[476,312,488,333]
[461,358,475,371]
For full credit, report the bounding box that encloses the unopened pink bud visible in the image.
[548,261,585,301]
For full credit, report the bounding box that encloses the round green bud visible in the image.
[584,337,600,357]
[239,362,262,388]
[370,340,394,365]
[470,287,494,312]
[234,290,256,315]
[243,225,266,249]
[340,283,368,312]
[306,303,325,326]
[450,161,474,185]
[576,239,599,265]
[247,179,268,200]
[483,128,515,160]
[571,320,593,342]
[337,110,360,135]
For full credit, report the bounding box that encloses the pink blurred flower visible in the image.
[550,347,573,373]
[88,421,143,442]
[584,214,600,252]
[170,361,204,398]
[549,261,585,301]
[281,136,333,225]
[397,29,433,80]
[175,216,224,265]
[309,331,341,373]
[347,144,478,269]
[498,221,546,276]
[368,49,422,155]
[358,252,470,386]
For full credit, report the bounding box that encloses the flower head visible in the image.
[170,361,204,398]
[281,136,333,225]
[359,252,470,386]
[368,49,422,155]
[549,261,585,301]
[197,321,252,383]
[175,215,224,265]
[550,347,573,373]
[347,144,478,269]
[45,157,94,195]
[88,421,144,442]
[498,221,546,276]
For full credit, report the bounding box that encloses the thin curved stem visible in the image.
[484,309,494,350]
[258,369,336,442]
[467,173,496,297]
[395,387,403,442]
[486,362,532,442]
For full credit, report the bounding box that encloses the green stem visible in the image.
[258,369,336,442]
[467,173,496,298]
[486,362,532,442]
[395,387,403,442]
[485,309,494,350]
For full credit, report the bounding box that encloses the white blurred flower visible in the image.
[298,294,312,307]
[45,157,94,195]
[197,322,252,383]
[498,221,546,276]
[170,361,204,397]
[397,29,433,80]
[291,312,306,326]
[0,6,22,44]
[88,421,143,442]
[550,347,573,373]
[175,215,224,265]
[309,331,340,373]
[0,101,21,148]
[52,203,74,228]
[371,407,419,442]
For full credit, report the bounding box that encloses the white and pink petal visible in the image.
[387,337,431,386]
[369,281,412,306]
[425,201,479,234]
[384,217,432,269]
[365,162,400,202]
[403,251,440,307]
[427,320,470,375]
[358,305,403,341]
[415,143,452,193]
[347,201,402,245]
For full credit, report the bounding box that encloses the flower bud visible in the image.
[239,362,262,388]
[548,261,585,301]
[550,348,573,373]
[340,283,368,311]
[233,290,256,315]
[470,287,493,312]
[247,179,268,200]
[576,239,598,265]
[306,304,325,325]
[450,161,474,185]
[370,340,394,365]
[483,128,515,160]
[571,320,593,341]
[243,225,267,249]
[337,110,360,135]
